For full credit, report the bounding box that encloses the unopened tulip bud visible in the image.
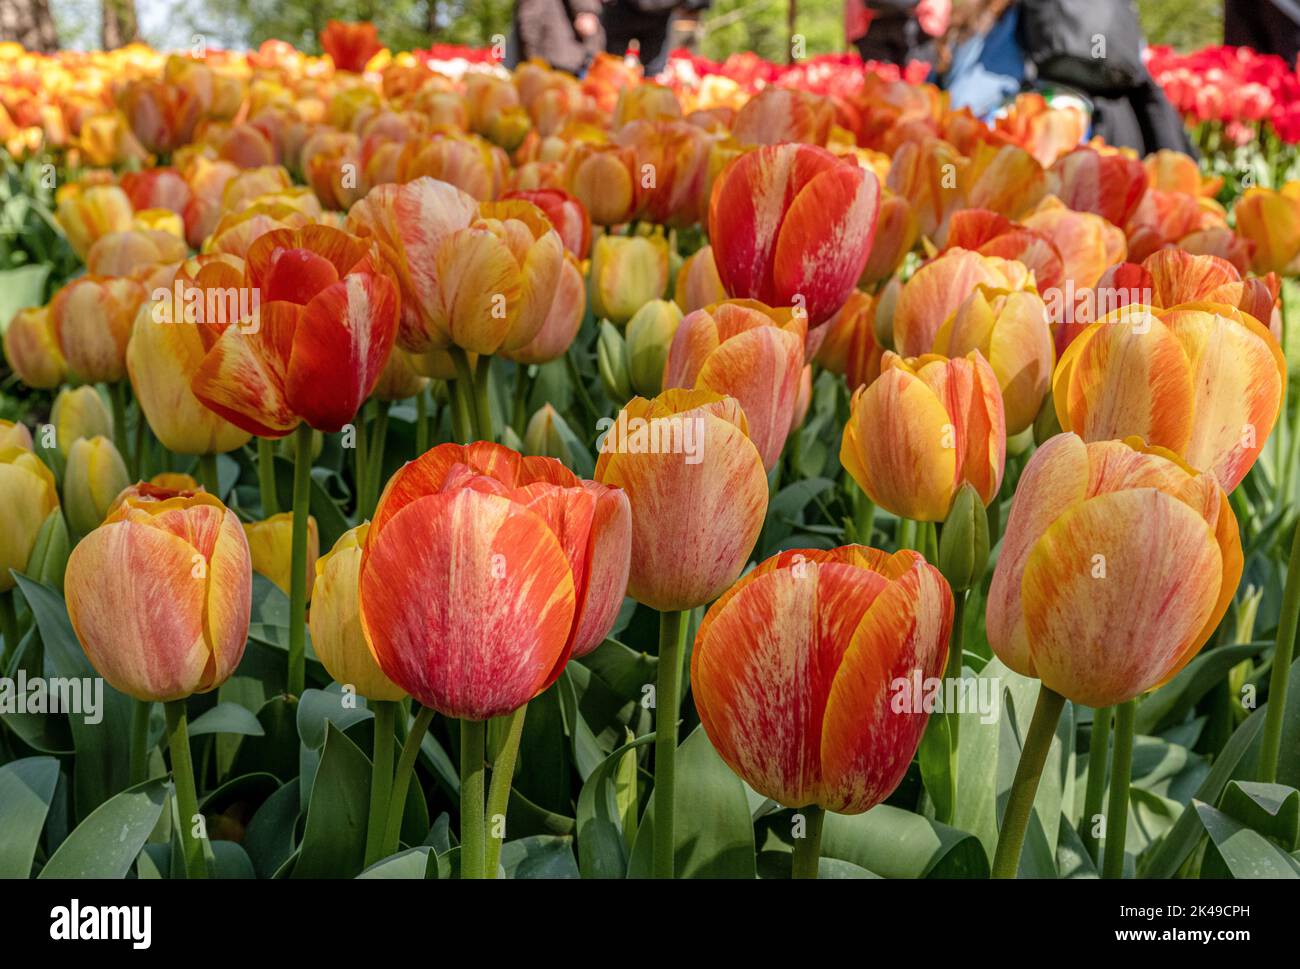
[0,446,60,592]
[938,484,990,593]
[244,512,320,598]
[524,403,576,465]
[625,299,683,397]
[589,234,670,326]
[597,320,632,403]
[51,386,113,455]
[63,436,130,536]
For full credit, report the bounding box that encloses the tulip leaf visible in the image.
[37,776,168,878]
[1218,782,1300,850]
[1136,641,1270,735]
[576,731,656,878]
[292,722,369,878]
[229,695,301,783]
[358,846,436,879]
[296,687,371,750]
[189,702,266,738]
[627,726,757,878]
[0,756,60,876]
[12,573,134,820]
[501,835,580,878]
[1195,801,1300,878]
[210,840,256,878]
[243,777,301,879]
[820,804,990,878]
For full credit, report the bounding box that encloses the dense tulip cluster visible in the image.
[0,28,1295,887]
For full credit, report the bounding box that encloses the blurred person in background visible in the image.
[844,0,951,68]
[1225,0,1300,65]
[601,0,685,75]
[514,0,605,76]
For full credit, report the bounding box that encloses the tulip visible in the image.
[815,289,884,391]
[892,248,1020,357]
[662,300,805,470]
[563,141,640,226]
[613,83,682,127]
[597,321,633,403]
[615,120,712,226]
[523,403,581,466]
[673,245,727,314]
[0,445,59,593]
[986,434,1241,878]
[730,87,834,146]
[66,484,251,879]
[0,420,31,451]
[358,442,631,875]
[50,275,146,384]
[932,287,1055,435]
[504,255,585,366]
[502,187,591,259]
[626,299,683,397]
[396,132,509,201]
[63,435,130,536]
[50,385,114,456]
[589,233,670,326]
[1049,147,1147,229]
[120,79,202,156]
[149,472,200,492]
[860,193,918,286]
[321,20,383,72]
[709,143,880,326]
[1234,183,1300,275]
[243,513,320,599]
[692,546,952,876]
[3,306,66,389]
[54,182,134,260]
[841,351,1006,523]
[1052,303,1285,492]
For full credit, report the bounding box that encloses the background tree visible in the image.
[0,0,60,51]
[102,0,139,48]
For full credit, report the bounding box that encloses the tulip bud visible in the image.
[51,386,114,456]
[524,403,577,465]
[0,420,33,451]
[66,487,251,702]
[63,436,130,536]
[310,525,405,701]
[589,234,670,326]
[244,512,320,599]
[625,299,683,397]
[1033,395,1062,446]
[597,320,633,403]
[0,446,60,592]
[25,505,71,592]
[938,484,990,593]
[3,306,67,389]
[150,471,200,492]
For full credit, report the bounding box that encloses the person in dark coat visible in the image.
[515,0,605,76]
[601,0,680,76]
[844,0,950,69]
[1225,0,1300,65]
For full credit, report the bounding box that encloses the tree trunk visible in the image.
[102,0,139,49]
[0,0,59,52]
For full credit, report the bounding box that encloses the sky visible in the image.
[52,0,246,51]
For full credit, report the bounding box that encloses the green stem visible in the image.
[415,386,430,456]
[108,381,134,478]
[565,347,600,429]
[460,718,487,879]
[164,699,206,879]
[852,490,876,545]
[366,403,390,518]
[383,705,434,857]
[897,517,916,551]
[511,364,531,437]
[286,424,313,697]
[354,401,370,519]
[1080,706,1113,866]
[790,805,825,879]
[653,609,689,878]
[472,354,495,443]
[0,590,18,669]
[484,704,528,878]
[450,378,474,444]
[1102,699,1137,878]
[1260,519,1300,782]
[257,437,279,515]
[364,700,397,867]
[449,348,480,441]
[130,699,151,786]
[196,452,219,497]
[990,685,1066,878]
[946,590,966,679]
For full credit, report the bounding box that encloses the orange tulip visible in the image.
[564,140,640,226]
[1049,146,1148,228]
[892,248,1021,357]
[396,131,509,201]
[815,289,884,391]
[50,276,146,384]
[65,486,252,702]
[501,187,591,259]
[693,546,952,813]
[613,83,682,127]
[504,254,586,365]
[860,193,918,286]
[119,79,202,156]
[662,300,806,470]
[3,305,67,389]
[674,244,727,313]
[358,442,632,719]
[594,389,768,611]
[320,20,383,73]
[986,434,1241,707]
[1052,302,1286,492]
[730,87,835,147]
[54,182,134,260]
[709,143,880,326]
[85,228,187,278]
[841,350,1006,522]
[192,224,399,436]
[1234,183,1300,275]
[614,120,712,226]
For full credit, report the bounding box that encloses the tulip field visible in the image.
[1,25,1299,895]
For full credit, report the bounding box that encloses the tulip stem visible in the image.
[449,348,480,441]
[990,684,1065,878]
[790,805,825,879]
[130,699,152,786]
[460,718,487,879]
[897,518,916,551]
[286,424,313,698]
[163,699,207,879]
[511,364,531,437]
[256,437,279,515]
[354,402,370,518]
[108,381,134,479]
[197,452,219,498]
[0,591,18,670]
[1260,518,1300,782]
[473,355,496,443]
[1101,698,1137,878]
[653,608,689,879]
[366,403,390,517]
[382,705,435,858]
[1080,706,1113,866]
[364,700,397,868]
[484,704,528,878]
[415,386,430,456]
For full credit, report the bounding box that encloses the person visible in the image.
[1225,0,1300,65]
[514,0,605,77]
[844,0,951,68]
[601,0,701,76]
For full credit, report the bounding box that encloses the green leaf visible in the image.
[189,702,266,738]
[1195,802,1300,878]
[13,574,133,820]
[1219,782,1300,850]
[821,804,990,878]
[628,726,756,878]
[296,688,370,749]
[1136,641,1269,735]
[0,756,60,876]
[501,835,580,878]
[358,847,435,879]
[243,778,300,879]
[38,777,168,878]
[292,723,369,878]
[576,732,655,878]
